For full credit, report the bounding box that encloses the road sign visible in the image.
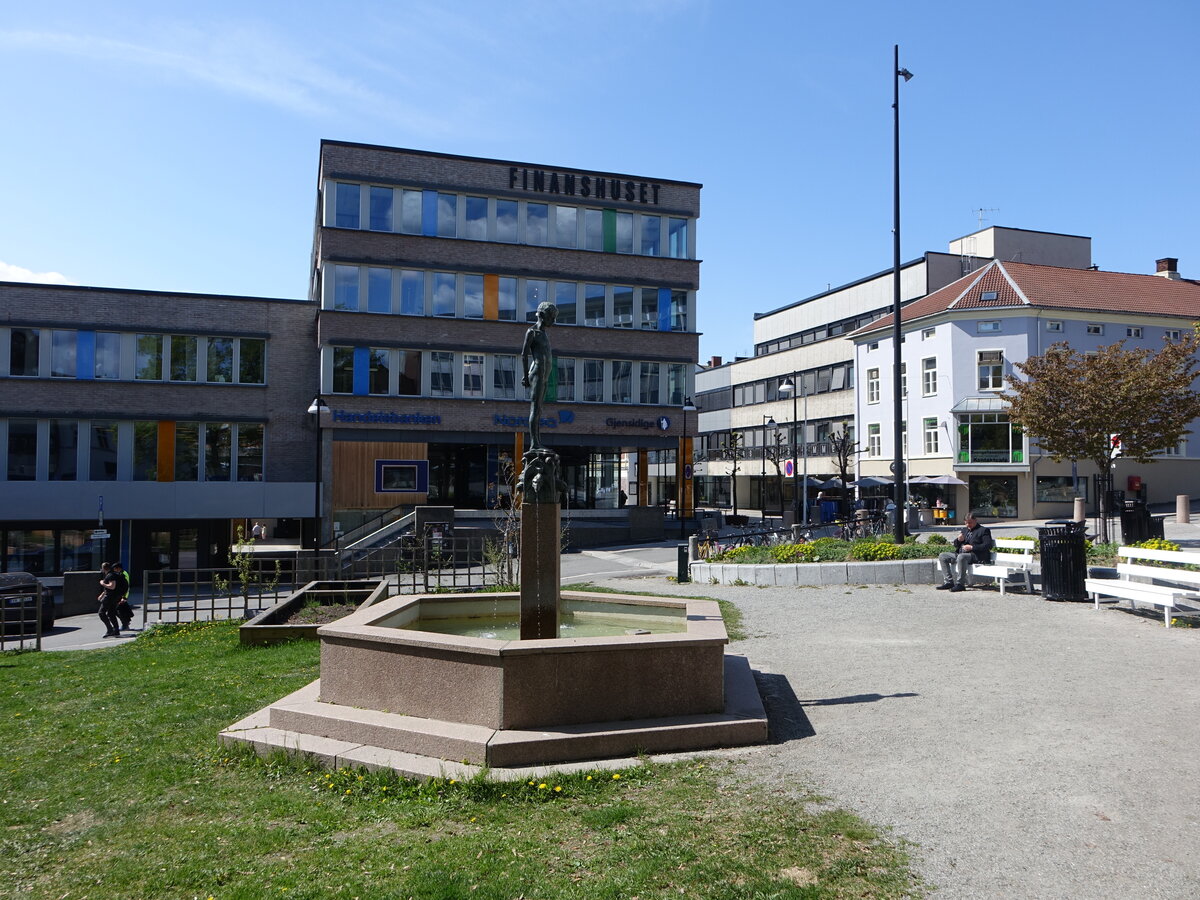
[1109,434,1123,458]
[91,530,111,541]
[784,460,794,477]
[684,464,693,480]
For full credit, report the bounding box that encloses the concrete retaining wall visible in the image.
[690,558,939,586]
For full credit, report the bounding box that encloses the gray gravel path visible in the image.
[592,573,1200,899]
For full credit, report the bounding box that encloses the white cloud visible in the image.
[0,261,74,285]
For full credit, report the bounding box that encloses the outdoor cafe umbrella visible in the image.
[850,476,892,488]
[922,475,967,485]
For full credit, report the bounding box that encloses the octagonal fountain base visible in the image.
[221,590,767,776]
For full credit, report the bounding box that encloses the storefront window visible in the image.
[1036,475,1087,503]
[6,529,54,573]
[969,476,1018,518]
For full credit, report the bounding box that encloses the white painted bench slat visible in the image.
[1085,547,1200,627]
[971,539,1035,594]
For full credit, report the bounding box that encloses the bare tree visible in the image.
[828,425,859,522]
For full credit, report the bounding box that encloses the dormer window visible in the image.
[981,290,999,301]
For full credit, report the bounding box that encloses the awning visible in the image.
[949,395,1010,414]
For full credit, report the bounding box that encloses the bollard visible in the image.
[1073,497,1085,524]
[792,524,804,542]
[677,544,690,583]
[688,534,699,563]
[1177,494,1190,524]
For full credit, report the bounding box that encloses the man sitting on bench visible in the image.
[937,512,994,593]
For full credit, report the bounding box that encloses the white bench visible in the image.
[1084,546,1200,627]
[971,538,1036,594]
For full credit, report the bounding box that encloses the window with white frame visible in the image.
[923,417,939,454]
[900,362,908,399]
[867,341,879,351]
[977,320,1001,333]
[1127,326,1143,338]
[866,368,880,404]
[922,327,935,340]
[1086,323,1104,335]
[922,357,937,396]
[867,423,881,457]
[978,350,1004,391]
[1166,329,1182,341]
[1046,320,1063,333]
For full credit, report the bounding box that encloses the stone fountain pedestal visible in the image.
[220,590,768,778]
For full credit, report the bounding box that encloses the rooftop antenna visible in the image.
[974,207,1000,229]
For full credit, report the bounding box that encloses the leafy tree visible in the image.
[1006,333,1200,541]
[214,525,282,611]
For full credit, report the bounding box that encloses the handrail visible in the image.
[327,503,411,549]
[341,510,417,552]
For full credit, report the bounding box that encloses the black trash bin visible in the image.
[1120,500,1152,544]
[1148,515,1166,541]
[1037,519,1088,601]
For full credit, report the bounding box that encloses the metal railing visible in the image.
[141,537,510,625]
[0,589,42,651]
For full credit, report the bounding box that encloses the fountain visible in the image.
[222,303,766,775]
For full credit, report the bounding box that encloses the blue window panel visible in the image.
[76,330,96,380]
[352,347,370,396]
[657,288,672,332]
[421,191,438,237]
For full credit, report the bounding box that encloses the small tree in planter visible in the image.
[215,525,282,612]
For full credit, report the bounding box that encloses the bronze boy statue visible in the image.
[521,301,558,449]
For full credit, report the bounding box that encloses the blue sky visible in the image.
[2,0,1198,360]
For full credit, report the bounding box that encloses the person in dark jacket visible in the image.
[937,512,994,592]
[113,562,134,631]
[97,563,122,637]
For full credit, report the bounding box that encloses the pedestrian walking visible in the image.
[113,562,134,631]
[97,563,122,637]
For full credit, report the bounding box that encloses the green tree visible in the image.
[1006,333,1200,541]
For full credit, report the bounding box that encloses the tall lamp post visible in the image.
[892,44,914,543]
[778,374,809,526]
[761,415,776,521]
[680,397,697,537]
[308,396,331,550]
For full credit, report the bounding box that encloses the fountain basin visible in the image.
[316,590,728,731]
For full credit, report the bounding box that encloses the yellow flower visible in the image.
[612,774,621,780]
[538,783,547,789]
[449,779,456,784]
[554,786,562,792]
[586,775,593,781]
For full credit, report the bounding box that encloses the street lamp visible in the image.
[307,396,331,550]
[778,374,808,526]
[761,415,776,521]
[892,44,914,543]
[680,397,697,537]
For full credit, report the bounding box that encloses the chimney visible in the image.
[708,355,722,367]
[1155,257,1181,280]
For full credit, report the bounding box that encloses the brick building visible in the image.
[0,283,315,575]
[311,142,701,541]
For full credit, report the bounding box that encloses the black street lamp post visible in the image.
[761,415,776,521]
[779,374,808,527]
[892,44,914,543]
[680,397,696,538]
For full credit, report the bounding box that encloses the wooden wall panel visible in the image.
[333,441,428,509]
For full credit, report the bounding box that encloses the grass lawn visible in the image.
[1,621,923,898]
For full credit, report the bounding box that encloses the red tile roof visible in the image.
[854,260,1200,336]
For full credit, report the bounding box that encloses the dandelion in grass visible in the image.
[612,774,621,780]
[538,783,548,790]
[554,786,562,792]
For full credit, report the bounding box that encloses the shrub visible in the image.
[924,533,949,546]
[896,542,944,559]
[769,543,814,564]
[847,542,902,561]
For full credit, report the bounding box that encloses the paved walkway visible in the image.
[584,562,1200,899]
